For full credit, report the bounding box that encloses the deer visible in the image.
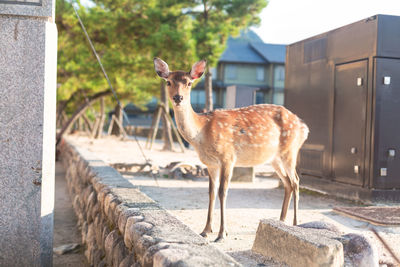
[153,58,309,242]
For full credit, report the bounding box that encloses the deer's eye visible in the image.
[166,81,171,86]
[188,82,192,87]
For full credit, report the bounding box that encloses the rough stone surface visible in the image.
[0,0,54,18]
[59,138,240,267]
[0,8,57,266]
[252,219,344,267]
[298,221,341,234]
[117,206,140,236]
[105,230,120,266]
[119,253,136,267]
[339,233,379,267]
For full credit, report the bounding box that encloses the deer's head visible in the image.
[154,58,206,107]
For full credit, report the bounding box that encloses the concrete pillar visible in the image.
[0,1,57,266]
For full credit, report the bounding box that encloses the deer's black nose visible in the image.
[173,94,183,104]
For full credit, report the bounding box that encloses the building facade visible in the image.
[191,30,286,111]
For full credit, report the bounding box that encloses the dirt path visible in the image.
[53,162,88,267]
[69,135,400,266]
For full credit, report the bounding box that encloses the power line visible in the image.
[72,4,158,186]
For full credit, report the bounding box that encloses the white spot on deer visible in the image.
[218,133,224,139]
[217,122,223,128]
[224,122,228,127]
[289,124,293,128]
[282,131,287,137]
[276,114,281,120]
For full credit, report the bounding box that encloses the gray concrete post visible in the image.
[0,0,57,266]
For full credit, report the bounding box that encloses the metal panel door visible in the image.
[373,58,400,189]
[332,60,368,185]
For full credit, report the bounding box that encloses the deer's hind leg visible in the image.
[272,159,293,223]
[280,151,301,226]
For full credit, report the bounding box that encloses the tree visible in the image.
[56,0,197,150]
[189,0,267,111]
[56,0,160,127]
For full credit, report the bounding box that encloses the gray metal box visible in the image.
[285,14,400,201]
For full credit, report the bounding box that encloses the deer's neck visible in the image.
[173,103,204,145]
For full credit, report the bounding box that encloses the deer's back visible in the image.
[195,104,308,167]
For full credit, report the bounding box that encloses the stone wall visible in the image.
[58,137,240,267]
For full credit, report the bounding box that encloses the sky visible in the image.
[252,0,400,44]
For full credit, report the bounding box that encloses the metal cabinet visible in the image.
[285,15,400,200]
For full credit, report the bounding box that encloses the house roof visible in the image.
[219,40,267,64]
[219,30,286,64]
[250,42,286,63]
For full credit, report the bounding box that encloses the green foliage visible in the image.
[190,0,268,67]
[56,0,267,114]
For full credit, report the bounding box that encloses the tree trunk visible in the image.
[205,66,213,111]
[161,82,174,150]
[95,97,105,139]
[56,90,111,145]
[111,103,123,136]
[56,88,86,125]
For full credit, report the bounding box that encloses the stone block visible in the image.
[105,230,120,266]
[252,219,344,267]
[101,225,110,251]
[339,233,379,267]
[134,235,157,265]
[140,209,207,245]
[112,239,128,267]
[104,193,119,217]
[144,243,240,267]
[119,253,136,267]
[81,221,88,245]
[108,197,122,227]
[93,248,105,267]
[118,207,140,236]
[231,167,255,182]
[123,215,145,250]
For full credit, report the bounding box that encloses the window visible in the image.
[191,90,205,106]
[256,66,264,81]
[274,65,285,82]
[226,64,237,80]
[210,67,217,78]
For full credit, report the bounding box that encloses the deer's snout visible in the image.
[173,94,183,104]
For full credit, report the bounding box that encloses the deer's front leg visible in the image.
[215,162,234,242]
[200,166,219,238]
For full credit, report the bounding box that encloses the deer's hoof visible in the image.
[214,232,227,242]
[214,236,225,243]
[200,232,209,238]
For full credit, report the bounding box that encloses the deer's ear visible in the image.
[154,58,169,79]
[190,59,206,80]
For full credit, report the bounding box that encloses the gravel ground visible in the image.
[53,161,89,267]
[68,134,400,266]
